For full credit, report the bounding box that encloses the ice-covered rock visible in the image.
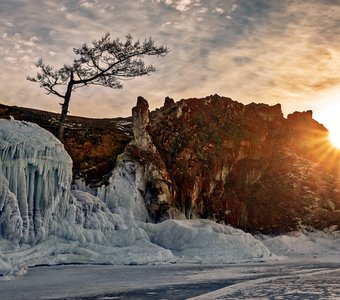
[97,158,149,224]
[0,119,175,276]
[0,120,143,248]
[130,97,175,221]
[56,190,152,247]
[0,174,23,242]
[0,119,72,243]
[98,97,176,223]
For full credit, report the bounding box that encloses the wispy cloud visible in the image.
[201,1,340,113]
[0,0,339,120]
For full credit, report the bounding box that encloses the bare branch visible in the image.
[26,32,168,140]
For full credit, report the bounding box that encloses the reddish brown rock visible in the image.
[125,96,177,221]
[0,103,132,186]
[125,95,340,232]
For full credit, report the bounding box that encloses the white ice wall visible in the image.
[0,119,148,246]
[0,174,23,242]
[0,119,72,243]
[0,119,173,275]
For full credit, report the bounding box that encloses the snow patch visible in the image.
[142,219,273,263]
[259,227,340,258]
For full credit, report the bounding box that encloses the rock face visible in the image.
[1,96,340,233]
[98,97,179,223]
[124,95,340,233]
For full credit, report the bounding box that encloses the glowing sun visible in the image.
[314,91,340,149]
[329,131,340,149]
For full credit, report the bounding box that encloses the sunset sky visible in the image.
[1,0,340,131]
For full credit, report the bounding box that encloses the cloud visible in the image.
[0,0,340,121]
[206,1,340,108]
[4,56,17,63]
[173,0,193,12]
[79,0,94,8]
[213,7,224,14]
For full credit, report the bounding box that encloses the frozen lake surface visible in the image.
[1,258,340,299]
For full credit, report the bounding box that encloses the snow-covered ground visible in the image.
[0,259,339,299]
[0,224,339,299]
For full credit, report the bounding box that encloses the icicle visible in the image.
[0,119,72,243]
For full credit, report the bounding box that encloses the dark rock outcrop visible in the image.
[125,97,178,221]
[126,95,340,233]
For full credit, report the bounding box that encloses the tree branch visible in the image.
[26,32,169,140]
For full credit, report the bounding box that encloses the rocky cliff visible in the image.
[1,96,340,233]
[123,95,340,233]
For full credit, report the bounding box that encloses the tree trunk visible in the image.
[58,73,74,141]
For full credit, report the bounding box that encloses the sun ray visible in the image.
[329,133,340,148]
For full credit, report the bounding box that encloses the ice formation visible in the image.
[0,119,72,243]
[0,119,173,275]
[142,219,273,263]
[97,158,149,224]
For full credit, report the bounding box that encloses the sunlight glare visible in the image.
[313,89,340,149]
[329,131,340,149]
